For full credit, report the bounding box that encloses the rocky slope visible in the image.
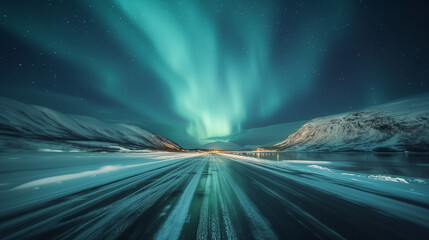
[262,94,429,152]
[0,97,183,152]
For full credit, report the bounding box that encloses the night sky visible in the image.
[1,0,429,148]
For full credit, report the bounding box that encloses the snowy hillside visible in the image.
[262,94,429,152]
[0,97,183,152]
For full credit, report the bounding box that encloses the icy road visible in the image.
[0,152,428,239]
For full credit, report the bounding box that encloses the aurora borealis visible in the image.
[1,1,429,147]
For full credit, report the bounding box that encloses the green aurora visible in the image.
[7,0,427,147]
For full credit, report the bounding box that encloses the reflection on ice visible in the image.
[232,151,429,178]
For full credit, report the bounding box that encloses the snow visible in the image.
[265,94,429,152]
[0,97,182,151]
[0,151,428,238]
[154,160,205,240]
[220,153,429,228]
[368,174,409,184]
[14,165,122,189]
[307,165,332,171]
[227,171,278,240]
[284,160,331,164]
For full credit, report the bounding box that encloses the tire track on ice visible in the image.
[154,155,206,240]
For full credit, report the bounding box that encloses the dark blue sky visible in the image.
[1,0,429,148]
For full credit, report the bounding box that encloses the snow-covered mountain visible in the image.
[262,94,429,152]
[200,141,242,151]
[0,97,183,152]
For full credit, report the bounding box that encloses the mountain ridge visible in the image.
[261,94,429,152]
[0,97,183,152]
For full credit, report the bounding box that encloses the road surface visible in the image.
[0,152,428,239]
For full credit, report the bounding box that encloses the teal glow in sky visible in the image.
[111,0,282,142]
[2,1,429,148]
[94,0,350,143]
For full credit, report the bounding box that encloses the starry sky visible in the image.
[1,0,429,148]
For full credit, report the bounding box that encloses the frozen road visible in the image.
[0,152,428,239]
